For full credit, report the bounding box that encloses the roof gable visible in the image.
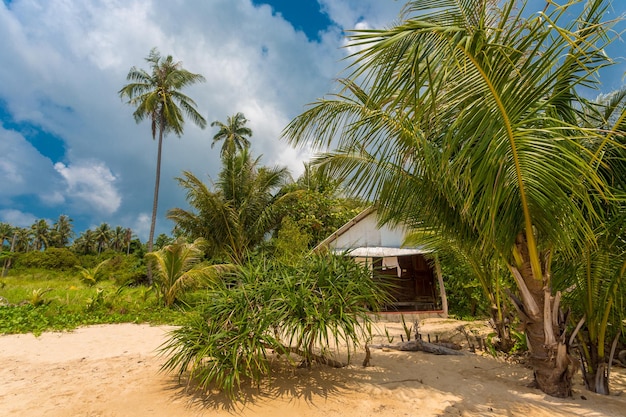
[315,207,427,254]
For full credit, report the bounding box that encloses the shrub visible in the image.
[160,253,388,398]
[14,248,80,271]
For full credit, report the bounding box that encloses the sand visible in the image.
[1,319,625,417]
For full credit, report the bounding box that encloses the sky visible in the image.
[0,0,624,242]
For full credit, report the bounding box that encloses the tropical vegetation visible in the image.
[284,0,626,397]
[160,253,388,398]
[2,0,625,404]
[210,112,253,156]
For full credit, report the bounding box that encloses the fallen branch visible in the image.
[286,345,347,368]
[370,340,465,356]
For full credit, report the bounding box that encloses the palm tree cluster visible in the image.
[72,224,134,255]
[168,143,290,264]
[0,215,74,253]
[284,0,625,397]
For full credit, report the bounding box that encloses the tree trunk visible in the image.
[1,233,17,277]
[146,124,164,286]
[579,329,621,395]
[509,233,577,398]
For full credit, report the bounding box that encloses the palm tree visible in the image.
[125,228,133,255]
[284,0,623,397]
[168,148,290,264]
[110,226,127,252]
[145,238,227,306]
[30,219,50,251]
[0,223,15,277]
[73,229,97,255]
[94,223,112,254]
[13,227,32,253]
[51,215,73,248]
[0,223,13,249]
[210,112,252,156]
[551,88,626,394]
[119,48,207,283]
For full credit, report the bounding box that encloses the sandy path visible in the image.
[1,321,625,417]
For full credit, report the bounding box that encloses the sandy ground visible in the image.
[1,319,625,417]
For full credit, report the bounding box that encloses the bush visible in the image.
[160,253,389,398]
[76,253,146,285]
[14,248,80,271]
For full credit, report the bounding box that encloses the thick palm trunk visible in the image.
[509,233,577,397]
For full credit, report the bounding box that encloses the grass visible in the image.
[0,268,190,335]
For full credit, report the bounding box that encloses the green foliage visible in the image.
[276,163,365,248]
[0,269,188,335]
[76,252,146,285]
[438,250,491,318]
[146,238,225,307]
[14,248,80,271]
[154,233,174,250]
[168,149,290,264]
[28,288,52,307]
[272,217,311,265]
[78,259,111,286]
[85,288,105,311]
[160,253,388,398]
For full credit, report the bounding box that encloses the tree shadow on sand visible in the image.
[161,357,371,413]
[160,348,626,416]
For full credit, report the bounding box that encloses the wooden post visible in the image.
[434,255,448,317]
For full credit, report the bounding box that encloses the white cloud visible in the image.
[0,126,62,204]
[0,209,37,228]
[0,0,405,237]
[54,160,121,215]
[132,213,152,242]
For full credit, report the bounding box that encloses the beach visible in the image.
[1,319,625,417]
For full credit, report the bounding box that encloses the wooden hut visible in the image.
[315,207,448,319]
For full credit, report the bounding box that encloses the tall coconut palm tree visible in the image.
[119,48,207,283]
[210,112,252,157]
[30,219,50,251]
[168,148,290,264]
[94,223,112,254]
[284,0,623,397]
[51,215,73,248]
[110,226,127,252]
[73,229,97,255]
[13,227,32,253]
[0,223,15,277]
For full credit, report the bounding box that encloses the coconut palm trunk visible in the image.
[508,233,576,397]
[146,117,165,283]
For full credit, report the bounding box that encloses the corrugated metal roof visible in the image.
[335,246,431,258]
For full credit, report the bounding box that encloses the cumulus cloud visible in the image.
[0,126,63,204]
[0,0,405,239]
[54,161,121,215]
[0,209,37,228]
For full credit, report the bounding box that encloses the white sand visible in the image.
[1,319,625,417]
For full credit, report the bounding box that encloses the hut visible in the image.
[315,207,448,319]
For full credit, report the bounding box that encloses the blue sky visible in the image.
[0,0,624,241]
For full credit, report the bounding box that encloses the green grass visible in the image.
[0,268,190,335]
